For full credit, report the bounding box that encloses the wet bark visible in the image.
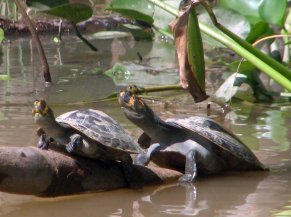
[0,146,182,197]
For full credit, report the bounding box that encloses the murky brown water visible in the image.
[0,35,291,217]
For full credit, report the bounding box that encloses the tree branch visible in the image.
[0,146,182,197]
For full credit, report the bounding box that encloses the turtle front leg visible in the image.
[178,149,198,183]
[67,134,83,153]
[134,143,162,166]
[37,134,52,150]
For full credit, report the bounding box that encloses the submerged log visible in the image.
[0,146,182,197]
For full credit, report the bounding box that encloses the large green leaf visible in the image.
[259,0,287,26]
[219,0,261,24]
[106,0,154,25]
[26,0,92,23]
[43,3,92,23]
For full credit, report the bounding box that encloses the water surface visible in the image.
[0,35,290,217]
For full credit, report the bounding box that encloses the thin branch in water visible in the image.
[137,52,143,63]
[12,0,51,83]
[58,19,63,40]
[72,23,98,52]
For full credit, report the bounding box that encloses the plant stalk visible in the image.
[12,0,51,83]
[146,0,291,91]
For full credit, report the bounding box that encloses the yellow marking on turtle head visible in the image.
[119,91,125,97]
[43,105,49,114]
[124,94,136,108]
[32,100,49,115]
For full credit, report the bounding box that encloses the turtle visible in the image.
[32,99,145,188]
[118,90,268,182]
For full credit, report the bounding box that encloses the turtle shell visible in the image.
[166,116,266,169]
[56,109,144,154]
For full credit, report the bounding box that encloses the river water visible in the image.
[0,34,291,217]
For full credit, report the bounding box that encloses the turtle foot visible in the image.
[67,136,83,153]
[121,161,144,190]
[178,174,196,183]
[134,154,149,166]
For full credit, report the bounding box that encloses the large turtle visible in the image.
[32,99,145,188]
[118,90,268,182]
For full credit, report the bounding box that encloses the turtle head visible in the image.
[32,100,55,123]
[119,90,155,124]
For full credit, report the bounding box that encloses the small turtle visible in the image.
[32,99,145,188]
[118,90,268,182]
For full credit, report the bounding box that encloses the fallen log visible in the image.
[0,146,182,197]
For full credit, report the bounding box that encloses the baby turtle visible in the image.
[32,99,145,188]
[119,90,267,182]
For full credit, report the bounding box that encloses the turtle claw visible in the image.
[37,134,49,150]
[66,136,83,153]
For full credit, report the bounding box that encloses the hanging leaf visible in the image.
[169,4,208,102]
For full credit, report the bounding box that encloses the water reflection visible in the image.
[0,172,270,217]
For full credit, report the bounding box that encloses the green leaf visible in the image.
[188,6,205,90]
[104,63,131,85]
[90,31,131,39]
[219,0,287,26]
[228,60,256,74]
[43,3,92,23]
[0,74,11,81]
[26,1,93,23]
[0,28,4,43]
[258,0,287,26]
[219,0,261,23]
[245,21,273,43]
[106,0,154,24]
[26,0,69,10]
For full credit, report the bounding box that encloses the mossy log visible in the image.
[0,146,182,197]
